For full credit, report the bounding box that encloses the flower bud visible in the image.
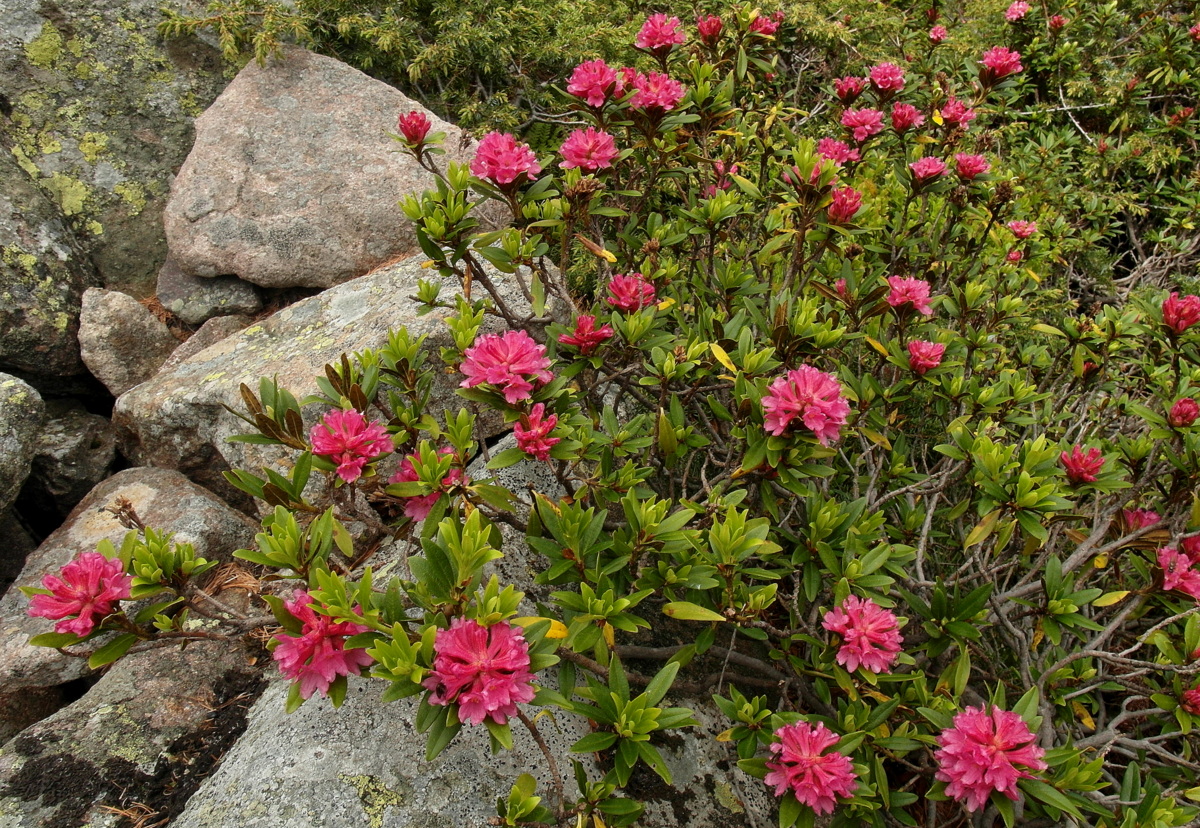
[1169,397,1199,428]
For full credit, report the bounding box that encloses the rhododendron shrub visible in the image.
[32,6,1200,827]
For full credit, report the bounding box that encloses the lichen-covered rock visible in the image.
[0,0,227,295]
[164,46,489,289]
[113,255,524,504]
[24,399,118,519]
[158,314,253,374]
[0,374,45,514]
[78,287,181,396]
[157,257,262,326]
[0,467,258,705]
[0,643,264,827]
[0,146,96,376]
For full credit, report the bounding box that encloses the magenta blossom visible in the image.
[1007,220,1038,239]
[1169,398,1199,428]
[1191,23,1200,42]
[930,25,949,43]
[935,706,1047,812]
[1183,686,1200,715]
[28,552,133,637]
[749,11,784,35]
[460,330,553,405]
[841,108,885,142]
[471,132,541,188]
[424,618,537,725]
[1160,548,1200,601]
[627,71,687,113]
[909,156,947,185]
[833,76,866,104]
[764,721,858,815]
[761,365,850,445]
[955,153,991,180]
[272,590,373,699]
[560,127,618,172]
[1005,1,1031,21]
[886,276,934,315]
[826,186,863,224]
[567,60,625,108]
[1122,508,1160,531]
[1163,292,1200,334]
[980,46,1024,84]
[696,14,723,46]
[1049,14,1067,31]
[310,408,394,484]
[559,315,614,355]
[515,403,561,461]
[869,62,906,94]
[607,273,657,312]
[822,595,903,674]
[1060,445,1105,484]
[891,103,925,133]
[389,447,465,521]
[940,96,977,128]
[397,110,432,146]
[635,14,685,55]
[816,138,861,165]
[908,340,946,375]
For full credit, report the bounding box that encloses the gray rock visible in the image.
[159,314,253,374]
[78,287,181,396]
[0,467,258,706]
[0,146,96,376]
[164,46,490,289]
[113,255,525,505]
[157,257,262,326]
[0,0,228,294]
[0,509,37,600]
[0,374,45,514]
[25,399,118,519]
[0,641,263,827]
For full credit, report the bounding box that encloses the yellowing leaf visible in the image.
[513,616,568,638]
[1031,621,1044,649]
[965,509,1001,548]
[932,109,944,126]
[1092,554,1109,568]
[716,728,735,742]
[602,621,615,648]
[1093,590,1129,607]
[710,343,737,372]
[865,336,891,357]
[1025,268,1040,284]
[860,427,892,450]
[420,259,436,269]
[657,297,676,311]
[1071,701,1095,731]
[1032,323,1065,337]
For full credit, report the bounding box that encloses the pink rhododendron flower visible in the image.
[627,71,687,113]
[704,160,738,197]
[869,62,906,94]
[929,25,949,43]
[1007,220,1038,239]
[822,595,903,673]
[560,127,618,172]
[696,14,724,46]
[886,276,934,315]
[1182,686,1200,715]
[515,403,561,461]
[1169,398,1199,428]
[1162,293,1200,334]
[834,278,848,298]
[28,552,132,637]
[567,60,625,108]
[607,273,657,312]
[761,365,850,445]
[1122,508,1160,531]
[460,330,553,405]
[559,315,614,355]
[833,76,866,104]
[310,409,394,484]
[471,132,541,187]
[272,590,373,699]
[940,96,977,128]
[935,706,1047,812]
[1006,250,1024,263]
[1183,535,1200,564]
[980,46,1024,83]
[389,447,465,521]
[397,110,432,146]
[908,340,946,375]
[909,156,947,185]
[841,108,885,142]
[1160,548,1200,600]
[764,721,858,815]
[749,10,784,35]
[816,138,860,165]
[955,153,991,180]
[1005,1,1030,21]
[635,14,685,54]
[424,618,537,725]
[1049,14,1067,32]
[891,103,925,133]
[1060,445,1104,484]
[1191,23,1200,42]
[826,186,863,224]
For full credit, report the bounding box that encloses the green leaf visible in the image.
[571,731,617,753]
[662,601,725,622]
[643,661,680,707]
[87,633,138,669]
[1019,779,1084,819]
[29,632,82,649]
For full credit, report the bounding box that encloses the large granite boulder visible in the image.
[23,399,118,520]
[0,0,227,295]
[164,46,489,289]
[78,287,181,396]
[0,374,45,514]
[0,147,95,376]
[113,255,524,504]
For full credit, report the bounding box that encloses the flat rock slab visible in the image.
[164,46,487,289]
[157,257,262,326]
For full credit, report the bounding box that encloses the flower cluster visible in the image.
[389,447,466,521]
[764,721,858,815]
[471,132,541,188]
[1007,220,1038,239]
[397,110,432,146]
[1163,293,1200,334]
[761,365,850,445]
[1060,445,1104,484]
[1005,1,1031,21]
[869,62,905,94]
[635,14,684,55]
[886,276,934,315]
[891,103,925,133]
[559,315,614,355]
[816,138,860,165]
[833,76,866,104]
[909,156,947,185]
[607,273,657,311]
[560,127,618,172]
[940,96,977,127]
[929,24,949,43]
[310,408,393,484]
[980,46,1024,84]
[460,330,553,404]
[567,60,624,108]
[272,590,373,699]
[934,706,1047,811]
[696,14,723,46]
[515,403,561,461]
[955,153,991,180]
[1170,398,1199,427]
[826,186,863,224]
[842,108,884,142]
[908,340,945,374]
[627,71,687,113]
[1160,547,1200,600]
[28,552,133,637]
[423,618,537,725]
[822,596,903,673]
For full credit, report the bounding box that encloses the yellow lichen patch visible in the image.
[43,174,91,216]
[114,182,148,214]
[24,23,64,69]
[338,774,404,828]
[79,132,109,163]
[38,135,62,155]
[85,219,104,236]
